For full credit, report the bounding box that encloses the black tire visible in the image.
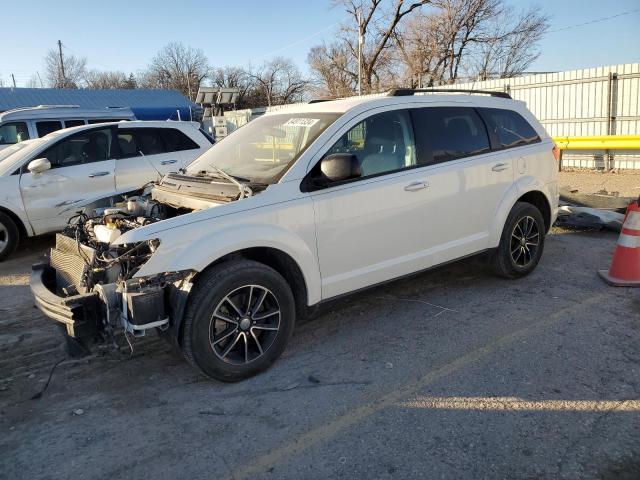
[182,259,296,382]
[0,212,19,262]
[492,202,546,279]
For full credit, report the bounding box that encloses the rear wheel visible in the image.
[0,212,19,262]
[492,202,546,279]
[182,259,296,382]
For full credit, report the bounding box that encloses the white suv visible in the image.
[0,121,212,259]
[30,90,558,382]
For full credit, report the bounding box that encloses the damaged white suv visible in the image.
[31,89,558,381]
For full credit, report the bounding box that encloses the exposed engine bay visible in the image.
[40,171,262,347]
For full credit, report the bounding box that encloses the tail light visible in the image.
[552,144,560,162]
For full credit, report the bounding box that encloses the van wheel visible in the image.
[492,202,546,279]
[0,212,19,262]
[182,259,296,382]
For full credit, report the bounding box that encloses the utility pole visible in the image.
[11,74,16,88]
[36,71,44,88]
[57,40,66,87]
[357,11,363,96]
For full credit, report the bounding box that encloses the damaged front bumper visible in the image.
[30,262,101,339]
[31,258,194,347]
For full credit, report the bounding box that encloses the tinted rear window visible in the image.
[481,108,540,149]
[36,120,63,137]
[411,107,491,165]
[159,128,200,151]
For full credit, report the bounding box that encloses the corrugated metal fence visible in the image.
[440,63,640,169]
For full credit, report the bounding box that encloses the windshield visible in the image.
[186,112,340,184]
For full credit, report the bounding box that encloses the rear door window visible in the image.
[36,120,63,137]
[116,128,166,158]
[42,128,113,167]
[64,119,86,128]
[411,107,491,165]
[0,121,29,144]
[480,108,540,149]
[159,128,201,151]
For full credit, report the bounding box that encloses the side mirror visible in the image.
[316,153,361,185]
[28,158,51,174]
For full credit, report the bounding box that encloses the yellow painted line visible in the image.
[226,291,611,480]
[400,397,640,412]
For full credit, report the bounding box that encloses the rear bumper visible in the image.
[30,261,101,339]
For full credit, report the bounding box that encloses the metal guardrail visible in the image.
[553,135,640,171]
[553,135,640,150]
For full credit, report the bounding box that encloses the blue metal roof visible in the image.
[0,88,200,121]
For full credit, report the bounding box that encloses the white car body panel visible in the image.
[0,121,211,237]
[113,94,557,306]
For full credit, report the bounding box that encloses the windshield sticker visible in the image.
[283,118,319,128]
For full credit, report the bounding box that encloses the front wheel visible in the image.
[182,260,296,382]
[491,202,546,279]
[0,212,19,262]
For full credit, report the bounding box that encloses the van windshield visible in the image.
[186,112,340,184]
[0,122,29,145]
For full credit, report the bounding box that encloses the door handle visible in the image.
[88,171,110,178]
[491,163,510,172]
[161,160,178,165]
[404,181,429,192]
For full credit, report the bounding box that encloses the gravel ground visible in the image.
[558,170,640,197]
[1,229,639,480]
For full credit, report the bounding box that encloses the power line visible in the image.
[547,8,640,34]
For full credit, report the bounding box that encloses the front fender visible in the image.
[134,222,322,306]
[488,176,556,247]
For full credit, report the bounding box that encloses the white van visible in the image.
[0,105,136,151]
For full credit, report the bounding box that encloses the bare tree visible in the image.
[44,49,87,88]
[394,0,548,85]
[211,66,256,108]
[309,0,430,96]
[246,58,308,106]
[307,43,359,97]
[140,43,209,99]
[86,71,137,89]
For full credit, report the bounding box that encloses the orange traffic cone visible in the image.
[599,198,640,286]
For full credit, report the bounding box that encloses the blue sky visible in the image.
[2,0,639,87]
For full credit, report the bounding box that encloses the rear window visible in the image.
[159,128,201,151]
[411,107,491,165]
[36,120,63,137]
[64,119,86,128]
[480,108,540,149]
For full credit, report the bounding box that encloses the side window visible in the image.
[117,128,166,157]
[0,122,29,145]
[325,110,416,178]
[42,128,113,168]
[36,120,63,138]
[160,128,201,151]
[481,108,540,149]
[64,119,86,128]
[411,107,491,165]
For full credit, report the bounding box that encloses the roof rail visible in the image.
[308,98,333,104]
[387,88,512,99]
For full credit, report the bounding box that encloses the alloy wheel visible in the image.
[209,285,281,365]
[510,215,540,267]
[0,223,7,253]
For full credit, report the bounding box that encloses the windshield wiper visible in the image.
[209,166,253,199]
